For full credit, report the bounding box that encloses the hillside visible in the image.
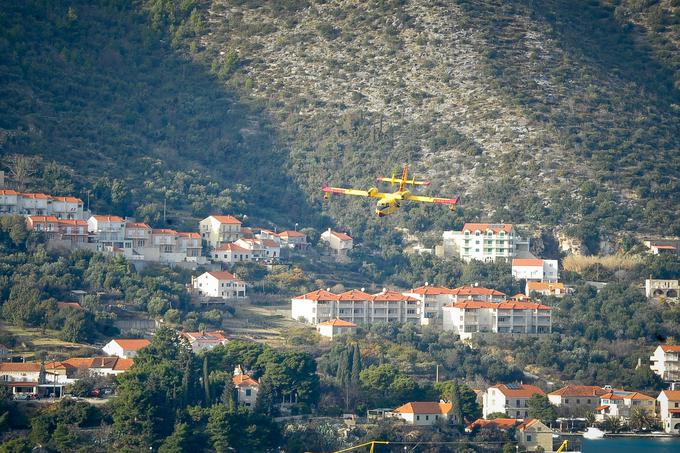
[1,0,679,245]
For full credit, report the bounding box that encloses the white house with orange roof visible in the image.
[526,281,566,298]
[233,366,259,410]
[177,232,201,260]
[320,228,353,256]
[393,402,453,425]
[483,384,546,418]
[0,189,20,215]
[316,319,358,339]
[403,284,455,326]
[27,216,89,247]
[199,215,242,249]
[278,230,308,249]
[192,271,246,300]
[181,330,228,353]
[102,338,151,359]
[595,390,655,422]
[291,288,420,325]
[88,215,126,248]
[658,389,680,433]
[548,385,608,414]
[650,345,680,382]
[448,285,507,303]
[212,242,251,264]
[442,223,531,263]
[442,300,551,340]
[512,258,559,282]
[235,238,280,261]
[125,222,152,248]
[0,191,85,219]
[48,196,84,219]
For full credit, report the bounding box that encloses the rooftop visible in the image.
[109,339,151,351]
[548,385,608,397]
[450,286,506,297]
[209,215,241,224]
[491,383,545,398]
[393,401,453,415]
[462,223,513,233]
[318,319,357,327]
[512,258,544,266]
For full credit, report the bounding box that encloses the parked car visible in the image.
[13,394,30,400]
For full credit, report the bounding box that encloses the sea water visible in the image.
[582,437,680,452]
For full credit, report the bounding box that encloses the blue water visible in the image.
[582,437,680,452]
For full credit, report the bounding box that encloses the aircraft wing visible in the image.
[322,186,385,198]
[404,194,460,206]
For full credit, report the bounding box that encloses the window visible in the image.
[425,415,429,421]
[417,415,420,421]
[245,389,252,396]
[565,399,569,404]
[587,399,591,404]
[526,435,532,442]
[577,399,580,404]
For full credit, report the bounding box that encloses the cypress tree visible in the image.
[350,343,362,385]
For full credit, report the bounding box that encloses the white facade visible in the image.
[512,259,559,282]
[0,190,84,219]
[393,402,453,426]
[482,384,546,419]
[547,386,607,413]
[645,279,679,300]
[233,368,259,410]
[320,229,353,255]
[234,238,280,260]
[199,215,242,249]
[442,223,531,263]
[316,319,357,339]
[658,390,680,433]
[403,285,456,326]
[292,289,419,325]
[595,391,655,422]
[88,215,127,247]
[650,345,680,382]
[182,331,228,353]
[212,243,251,264]
[442,301,552,340]
[192,271,246,299]
[102,339,151,358]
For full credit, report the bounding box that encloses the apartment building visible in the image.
[212,243,251,264]
[125,222,152,248]
[442,223,531,263]
[403,284,456,326]
[199,215,242,249]
[594,390,655,422]
[27,216,89,246]
[548,385,608,415]
[192,271,246,300]
[291,288,420,325]
[512,259,559,282]
[657,389,680,433]
[526,281,567,298]
[442,300,551,340]
[482,384,546,418]
[0,190,84,220]
[88,215,127,248]
[234,238,280,260]
[650,345,680,382]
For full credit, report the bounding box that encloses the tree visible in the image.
[207,405,233,453]
[0,438,31,453]
[629,407,657,431]
[435,380,481,422]
[159,422,192,453]
[527,394,557,426]
[485,412,508,420]
[50,422,78,452]
[600,415,623,433]
[4,155,38,190]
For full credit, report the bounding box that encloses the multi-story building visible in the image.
[442,223,531,263]
[234,238,280,260]
[403,284,456,326]
[512,259,559,282]
[595,390,655,422]
[645,279,679,301]
[449,285,507,303]
[212,243,251,264]
[657,389,680,433]
[102,339,151,359]
[0,190,84,219]
[650,345,680,382]
[27,216,89,246]
[181,330,228,353]
[125,222,152,248]
[199,215,242,249]
[320,229,353,256]
[482,384,546,419]
[233,366,259,410]
[516,419,553,452]
[548,385,608,415]
[291,288,420,325]
[442,300,551,340]
[278,230,308,249]
[88,215,127,248]
[192,271,246,300]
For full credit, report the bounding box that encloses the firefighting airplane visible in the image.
[322,164,460,217]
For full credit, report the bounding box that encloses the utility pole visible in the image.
[163,196,167,224]
[436,364,439,383]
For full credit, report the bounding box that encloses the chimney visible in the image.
[425,282,429,286]
[361,288,365,292]
[327,288,331,292]
[383,288,387,293]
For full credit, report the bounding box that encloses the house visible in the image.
[650,345,680,381]
[320,229,353,256]
[516,419,553,452]
[316,319,357,339]
[442,300,552,340]
[657,389,680,433]
[548,385,608,415]
[0,362,65,396]
[28,216,89,246]
[192,271,246,300]
[181,330,228,353]
[278,230,308,249]
[61,357,134,378]
[233,366,259,410]
[177,232,202,259]
[643,239,680,257]
[393,402,453,425]
[102,338,151,358]
[235,238,280,261]
[465,418,520,433]
[594,390,655,422]
[291,288,420,325]
[125,222,152,248]
[442,223,531,263]
[482,384,546,418]
[403,284,456,326]
[449,285,507,303]
[512,259,559,282]
[645,279,679,301]
[199,215,242,249]
[88,215,127,248]
[0,191,85,220]
[526,281,566,298]
[26,216,59,240]
[212,242,251,264]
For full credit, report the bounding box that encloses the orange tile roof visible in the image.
[261,239,280,248]
[337,289,374,300]
[497,301,551,310]
[111,339,151,350]
[595,404,610,411]
[0,189,19,195]
[408,285,455,295]
[62,357,97,369]
[0,363,41,372]
[660,390,680,400]
[28,215,59,222]
[57,302,83,310]
[450,286,506,297]
[50,196,82,203]
[601,391,654,401]
[215,243,249,253]
[660,345,680,352]
[126,222,151,229]
[372,290,418,302]
[526,282,565,291]
[655,245,676,250]
[233,374,259,387]
[295,290,339,301]
[182,331,227,342]
[113,358,134,371]
[492,384,545,398]
[209,215,241,224]
[517,418,545,431]
[279,230,305,237]
[512,258,544,266]
[21,193,50,199]
[57,219,87,226]
[510,293,531,301]
[394,402,453,415]
[448,300,498,309]
[91,215,125,222]
[177,232,200,238]
[463,223,513,233]
[318,319,357,327]
[43,361,67,371]
[466,418,519,431]
[152,228,177,235]
[206,271,240,281]
[549,385,608,397]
